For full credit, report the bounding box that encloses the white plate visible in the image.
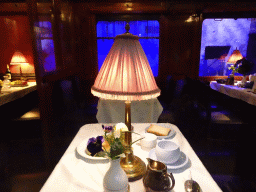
[145,124,176,139]
[76,139,108,160]
[148,148,188,169]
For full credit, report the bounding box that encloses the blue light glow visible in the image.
[200,19,252,76]
[97,20,159,77]
[39,21,56,72]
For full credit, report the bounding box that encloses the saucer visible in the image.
[148,148,188,169]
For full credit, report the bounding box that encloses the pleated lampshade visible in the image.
[91,32,160,101]
[10,51,29,65]
[227,48,243,64]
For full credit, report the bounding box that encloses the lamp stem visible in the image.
[125,100,132,143]
[20,66,23,76]
[121,100,146,181]
[124,101,133,165]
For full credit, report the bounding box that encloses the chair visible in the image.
[17,107,40,120]
[10,171,49,192]
[158,77,187,124]
[8,106,41,141]
[206,88,247,154]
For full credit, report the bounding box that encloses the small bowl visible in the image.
[140,133,157,151]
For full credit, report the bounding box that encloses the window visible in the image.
[35,19,56,72]
[97,20,159,77]
[199,18,256,76]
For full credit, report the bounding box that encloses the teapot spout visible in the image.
[146,158,166,171]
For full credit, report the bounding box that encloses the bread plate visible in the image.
[76,139,108,160]
[145,124,176,140]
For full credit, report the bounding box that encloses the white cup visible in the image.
[155,140,181,164]
[140,133,157,151]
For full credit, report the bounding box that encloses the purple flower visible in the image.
[102,125,113,133]
[87,137,96,145]
[86,136,104,156]
[97,136,104,143]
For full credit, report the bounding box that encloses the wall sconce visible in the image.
[125,3,133,11]
[185,14,200,23]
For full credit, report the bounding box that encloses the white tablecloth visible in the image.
[40,123,222,192]
[210,81,256,106]
[0,82,37,106]
[96,99,163,123]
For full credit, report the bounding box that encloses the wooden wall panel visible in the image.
[72,10,98,104]
[0,16,35,78]
[158,13,202,89]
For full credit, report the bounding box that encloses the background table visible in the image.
[0,82,37,106]
[40,123,222,192]
[96,98,163,123]
[210,81,256,106]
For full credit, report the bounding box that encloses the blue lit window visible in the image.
[199,18,253,76]
[97,20,159,77]
[37,20,56,72]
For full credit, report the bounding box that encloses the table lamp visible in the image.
[227,48,243,64]
[91,23,161,181]
[10,51,29,79]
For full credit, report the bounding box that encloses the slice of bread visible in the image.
[147,124,171,136]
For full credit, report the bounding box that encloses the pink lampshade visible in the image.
[227,48,243,64]
[91,32,161,101]
[10,51,29,65]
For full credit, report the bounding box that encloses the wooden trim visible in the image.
[0,3,27,13]
[1,2,256,15]
[0,73,35,79]
[11,73,36,81]
[74,2,168,15]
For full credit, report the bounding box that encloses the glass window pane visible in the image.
[97,39,114,70]
[199,18,252,76]
[139,39,159,77]
[41,39,56,72]
[114,21,126,36]
[147,20,159,37]
[97,21,104,37]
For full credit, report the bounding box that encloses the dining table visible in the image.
[210,81,256,106]
[40,123,222,192]
[0,81,37,106]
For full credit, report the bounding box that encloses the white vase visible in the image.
[103,158,129,192]
[252,79,256,93]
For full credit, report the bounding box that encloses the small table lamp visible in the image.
[227,48,243,64]
[91,23,160,181]
[10,51,29,79]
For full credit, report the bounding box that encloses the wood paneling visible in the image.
[158,13,202,89]
[0,16,35,77]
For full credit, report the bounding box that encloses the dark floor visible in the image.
[1,98,256,192]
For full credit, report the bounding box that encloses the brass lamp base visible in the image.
[120,155,146,181]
